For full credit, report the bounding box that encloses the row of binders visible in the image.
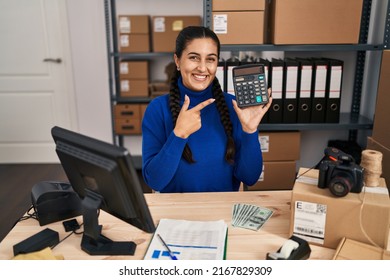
[216,57,344,123]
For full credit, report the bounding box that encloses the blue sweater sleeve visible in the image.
[223,93,263,186]
[141,97,188,191]
[233,131,263,186]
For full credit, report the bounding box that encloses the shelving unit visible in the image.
[104,0,390,169]
[204,0,389,141]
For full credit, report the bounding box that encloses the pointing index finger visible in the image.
[191,98,215,112]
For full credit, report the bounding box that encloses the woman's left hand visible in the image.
[232,88,273,133]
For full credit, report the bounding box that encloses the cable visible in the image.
[51,222,84,250]
[295,164,317,180]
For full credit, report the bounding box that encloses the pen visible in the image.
[157,234,178,260]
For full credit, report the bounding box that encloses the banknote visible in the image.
[231,203,273,231]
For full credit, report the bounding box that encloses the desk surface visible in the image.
[0,191,335,260]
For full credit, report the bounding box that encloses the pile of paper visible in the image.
[144,219,228,260]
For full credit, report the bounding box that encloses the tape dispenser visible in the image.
[266,235,311,260]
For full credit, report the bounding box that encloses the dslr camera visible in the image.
[318,147,364,197]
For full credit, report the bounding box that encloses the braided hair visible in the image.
[169,26,235,164]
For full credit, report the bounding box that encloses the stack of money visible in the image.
[231,203,273,231]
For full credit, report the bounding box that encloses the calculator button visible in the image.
[256,96,262,103]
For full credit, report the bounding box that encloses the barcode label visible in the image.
[293,201,327,244]
[316,204,327,214]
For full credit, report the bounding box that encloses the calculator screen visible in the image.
[233,66,264,76]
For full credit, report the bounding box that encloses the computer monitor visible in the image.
[51,126,156,255]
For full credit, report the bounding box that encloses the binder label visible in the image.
[329,66,342,98]
[286,66,298,99]
[314,65,327,98]
[272,67,283,99]
[300,66,312,98]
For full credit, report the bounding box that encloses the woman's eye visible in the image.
[190,56,200,61]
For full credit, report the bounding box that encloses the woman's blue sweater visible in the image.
[142,78,263,193]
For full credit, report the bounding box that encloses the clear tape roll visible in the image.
[360,149,383,187]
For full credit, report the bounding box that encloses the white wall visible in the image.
[65,0,112,143]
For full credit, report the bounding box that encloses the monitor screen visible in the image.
[51,126,156,255]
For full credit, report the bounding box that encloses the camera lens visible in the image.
[328,175,353,197]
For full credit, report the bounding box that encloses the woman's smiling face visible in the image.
[174,37,219,92]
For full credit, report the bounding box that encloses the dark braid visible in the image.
[212,77,235,164]
[169,69,195,163]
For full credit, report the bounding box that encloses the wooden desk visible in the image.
[0,191,335,260]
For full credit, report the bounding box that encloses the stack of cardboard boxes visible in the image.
[117,15,150,52]
[210,0,363,45]
[245,131,301,191]
[114,104,147,135]
[119,61,149,98]
[289,168,390,257]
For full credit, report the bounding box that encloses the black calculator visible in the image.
[232,64,269,108]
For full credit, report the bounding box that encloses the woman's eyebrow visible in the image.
[187,52,218,57]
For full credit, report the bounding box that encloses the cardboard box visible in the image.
[120,79,149,97]
[259,131,300,161]
[114,104,141,119]
[119,61,148,79]
[212,0,265,11]
[333,238,390,260]
[149,81,170,97]
[246,161,296,191]
[117,15,150,34]
[367,137,390,194]
[269,0,363,44]
[114,104,142,135]
[140,104,148,120]
[115,118,141,135]
[372,50,390,147]
[119,34,150,52]
[152,16,201,52]
[212,11,265,44]
[290,168,390,249]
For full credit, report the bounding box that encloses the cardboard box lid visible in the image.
[333,237,390,260]
[213,0,265,11]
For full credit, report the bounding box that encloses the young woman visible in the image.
[142,26,272,193]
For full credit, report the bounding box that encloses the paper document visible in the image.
[144,219,228,260]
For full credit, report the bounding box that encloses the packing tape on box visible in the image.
[360,149,383,187]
